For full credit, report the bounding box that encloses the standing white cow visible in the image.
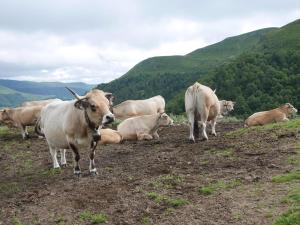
[40,88,114,176]
[185,82,220,141]
[112,95,165,120]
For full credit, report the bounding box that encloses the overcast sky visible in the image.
[0,0,299,84]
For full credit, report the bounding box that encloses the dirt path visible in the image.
[0,122,299,225]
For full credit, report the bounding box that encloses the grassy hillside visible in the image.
[0,80,95,108]
[0,85,53,108]
[97,28,276,104]
[98,19,300,116]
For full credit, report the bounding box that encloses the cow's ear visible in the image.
[74,98,89,110]
[105,92,114,105]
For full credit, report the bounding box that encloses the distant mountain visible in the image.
[97,19,300,116]
[0,79,95,108]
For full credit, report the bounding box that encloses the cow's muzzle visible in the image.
[102,113,115,125]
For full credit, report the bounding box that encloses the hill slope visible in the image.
[0,80,95,108]
[97,28,276,104]
[98,19,300,116]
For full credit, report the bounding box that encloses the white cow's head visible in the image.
[157,113,173,127]
[66,87,115,127]
[220,100,235,116]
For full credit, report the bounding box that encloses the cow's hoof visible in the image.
[90,169,98,176]
[61,164,67,168]
[211,133,217,137]
[188,138,195,143]
[74,170,81,177]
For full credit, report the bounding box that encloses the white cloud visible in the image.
[0,0,299,84]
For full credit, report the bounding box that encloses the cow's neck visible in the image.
[83,110,101,142]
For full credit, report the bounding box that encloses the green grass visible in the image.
[0,126,11,135]
[199,179,242,195]
[170,114,187,124]
[79,210,108,224]
[150,174,183,189]
[141,216,151,225]
[272,170,300,183]
[288,156,300,165]
[227,118,300,137]
[0,182,20,196]
[40,168,61,177]
[274,188,300,225]
[12,217,23,225]
[219,116,243,123]
[146,192,189,208]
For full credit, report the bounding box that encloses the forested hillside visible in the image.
[98,28,275,105]
[98,19,300,117]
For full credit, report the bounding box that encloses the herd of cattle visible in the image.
[0,82,297,175]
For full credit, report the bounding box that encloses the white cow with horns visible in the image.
[40,87,114,176]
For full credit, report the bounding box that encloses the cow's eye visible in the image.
[90,104,96,112]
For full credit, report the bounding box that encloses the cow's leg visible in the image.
[199,110,209,141]
[60,149,67,167]
[89,141,98,175]
[69,143,81,176]
[137,133,153,140]
[20,125,28,139]
[187,112,195,142]
[153,130,159,139]
[49,147,60,168]
[24,126,29,137]
[211,118,217,136]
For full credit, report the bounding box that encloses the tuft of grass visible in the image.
[274,188,300,225]
[150,174,183,189]
[0,182,20,196]
[169,114,187,124]
[79,210,108,224]
[0,126,11,135]
[288,156,300,165]
[141,216,151,225]
[272,170,300,183]
[39,168,61,178]
[199,179,242,195]
[219,116,243,123]
[12,217,23,225]
[146,192,189,208]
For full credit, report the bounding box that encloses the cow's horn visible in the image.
[65,87,82,100]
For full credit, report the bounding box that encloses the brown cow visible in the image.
[99,128,122,144]
[1,105,44,139]
[245,103,297,127]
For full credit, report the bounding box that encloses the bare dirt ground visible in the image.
[0,122,299,225]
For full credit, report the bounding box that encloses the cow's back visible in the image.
[185,82,220,120]
[41,101,78,149]
[114,96,165,119]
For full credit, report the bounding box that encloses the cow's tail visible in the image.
[192,84,201,139]
[35,117,44,137]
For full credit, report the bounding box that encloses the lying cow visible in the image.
[112,95,165,120]
[40,88,114,175]
[185,82,220,141]
[99,128,122,144]
[244,103,297,127]
[0,105,44,139]
[22,98,61,107]
[117,112,173,140]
